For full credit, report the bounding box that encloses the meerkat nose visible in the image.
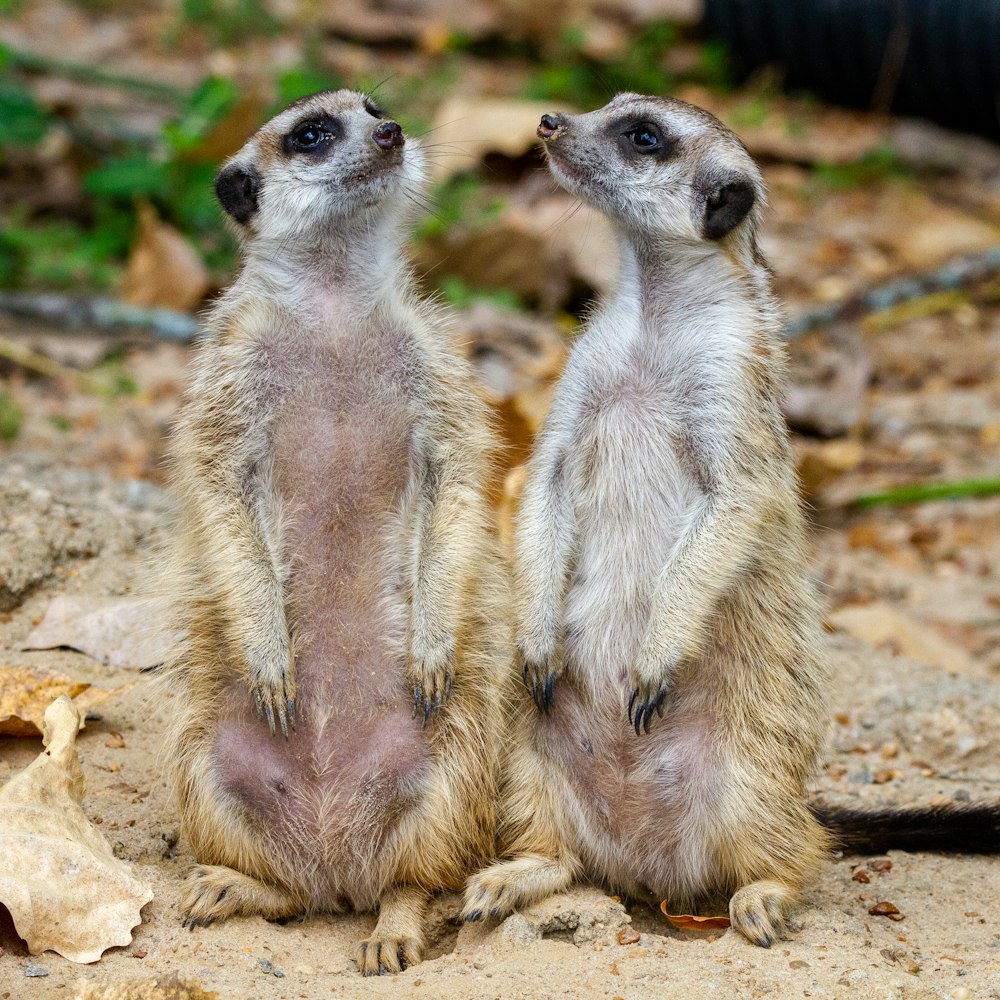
[372,121,405,150]
[537,113,564,140]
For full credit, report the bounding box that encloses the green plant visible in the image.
[176,0,280,47]
[812,145,912,189]
[526,20,678,106]
[0,394,23,442]
[436,275,520,311]
[414,174,507,242]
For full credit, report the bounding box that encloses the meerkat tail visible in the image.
[811,801,1000,854]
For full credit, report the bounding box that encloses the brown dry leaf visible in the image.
[23,594,179,669]
[0,665,130,737]
[869,901,904,920]
[659,901,732,930]
[0,696,153,962]
[120,201,209,313]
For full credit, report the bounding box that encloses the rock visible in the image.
[518,886,631,944]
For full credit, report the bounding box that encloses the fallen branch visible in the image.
[0,292,200,341]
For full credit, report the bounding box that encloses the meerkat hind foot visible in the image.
[728,880,794,948]
[356,886,428,976]
[181,864,301,928]
[462,854,575,922]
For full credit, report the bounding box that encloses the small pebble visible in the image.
[25,963,49,977]
[273,968,285,978]
[259,957,272,974]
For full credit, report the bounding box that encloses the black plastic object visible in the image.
[702,0,1000,140]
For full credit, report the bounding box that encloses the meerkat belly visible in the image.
[213,377,428,903]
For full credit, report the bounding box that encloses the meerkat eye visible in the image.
[291,122,325,148]
[624,123,663,152]
[363,98,385,119]
[285,118,340,156]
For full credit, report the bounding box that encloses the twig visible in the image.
[0,333,85,387]
[782,244,1000,340]
[0,292,200,341]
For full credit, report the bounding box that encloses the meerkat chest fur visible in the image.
[560,245,764,693]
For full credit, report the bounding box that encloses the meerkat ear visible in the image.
[701,178,755,240]
[215,163,261,224]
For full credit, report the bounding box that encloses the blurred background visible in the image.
[1,0,999,677]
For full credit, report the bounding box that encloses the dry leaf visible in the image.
[23,595,179,669]
[869,901,904,920]
[616,927,640,945]
[120,202,209,313]
[0,696,153,962]
[659,900,732,930]
[0,665,130,737]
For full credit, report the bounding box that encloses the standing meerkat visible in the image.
[163,90,509,975]
[462,93,830,946]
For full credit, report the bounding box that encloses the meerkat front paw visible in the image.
[246,639,295,739]
[627,646,678,735]
[518,622,563,713]
[408,636,454,726]
[728,881,792,948]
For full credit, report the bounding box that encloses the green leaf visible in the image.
[84,153,172,199]
[0,77,50,146]
[853,478,1000,508]
[0,394,23,442]
[163,75,239,153]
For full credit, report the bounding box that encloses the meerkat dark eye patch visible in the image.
[215,163,261,224]
[617,121,673,159]
[284,116,340,156]
[363,98,386,119]
[701,178,755,240]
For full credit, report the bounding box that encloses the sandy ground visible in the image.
[0,449,997,1000]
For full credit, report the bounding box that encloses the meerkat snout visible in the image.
[372,120,404,150]
[537,113,564,140]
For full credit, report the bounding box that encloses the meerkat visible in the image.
[461,93,832,947]
[162,90,509,975]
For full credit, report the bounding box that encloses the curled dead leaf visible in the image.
[659,900,732,930]
[869,901,904,920]
[0,696,153,962]
[120,202,209,313]
[0,665,131,737]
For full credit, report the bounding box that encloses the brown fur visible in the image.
[160,91,510,974]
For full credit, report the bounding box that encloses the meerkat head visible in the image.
[214,90,425,242]
[537,94,764,248]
